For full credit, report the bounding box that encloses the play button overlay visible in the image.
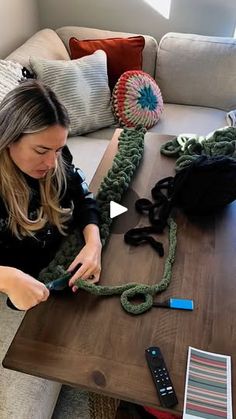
[110,201,128,219]
[110,188,140,234]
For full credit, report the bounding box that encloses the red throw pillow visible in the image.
[69,36,145,91]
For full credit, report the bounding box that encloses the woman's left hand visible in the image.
[68,241,102,292]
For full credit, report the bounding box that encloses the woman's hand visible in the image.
[68,241,102,291]
[68,225,102,292]
[1,266,49,310]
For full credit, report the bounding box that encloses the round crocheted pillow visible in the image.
[112,70,163,129]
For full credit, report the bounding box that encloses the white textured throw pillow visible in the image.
[0,60,24,103]
[29,51,115,136]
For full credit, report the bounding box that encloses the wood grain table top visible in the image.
[3,130,236,415]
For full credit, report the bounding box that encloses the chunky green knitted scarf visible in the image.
[38,126,177,314]
[160,126,236,171]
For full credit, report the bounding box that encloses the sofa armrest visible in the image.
[155,32,236,111]
[6,29,70,68]
[56,26,157,78]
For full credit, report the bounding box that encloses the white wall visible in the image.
[0,0,234,59]
[37,0,236,41]
[0,1,40,58]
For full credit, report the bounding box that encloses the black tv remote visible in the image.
[145,346,178,408]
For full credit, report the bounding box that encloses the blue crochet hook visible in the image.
[46,263,82,291]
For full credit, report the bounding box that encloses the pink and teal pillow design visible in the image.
[112,70,163,129]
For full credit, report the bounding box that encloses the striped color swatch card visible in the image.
[183,347,232,419]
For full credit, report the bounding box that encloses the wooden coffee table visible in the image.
[3,130,236,415]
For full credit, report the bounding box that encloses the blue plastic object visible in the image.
[152,298,194,310]
[169,298,194,310]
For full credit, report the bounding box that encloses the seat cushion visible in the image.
[149,104,227,136]
[67,136,110,185]
[0,293,61,419]
[67,104,227,184]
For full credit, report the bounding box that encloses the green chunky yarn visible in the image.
[96,126,146,246]
[73,217,177,314]
[38,127,177,315]
[160,127,236,171]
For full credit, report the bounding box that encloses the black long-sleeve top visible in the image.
[0,146,100,277]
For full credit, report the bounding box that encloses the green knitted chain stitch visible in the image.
[160,127,236,171]
[75,217,177,314]
[38,126,177,315]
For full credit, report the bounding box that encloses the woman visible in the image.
[0,80,102,311]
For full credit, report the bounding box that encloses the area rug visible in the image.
[52,385,119,419]
[52,386,90,419]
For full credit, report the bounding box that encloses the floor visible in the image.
[115,401,155,418]
[115,401,182,419]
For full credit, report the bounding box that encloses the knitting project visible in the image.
[112,70,163,129]
[160,126,236,171]
[0,60,26,104]
[38,126,177,315]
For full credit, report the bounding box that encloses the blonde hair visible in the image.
[0,80,71,238]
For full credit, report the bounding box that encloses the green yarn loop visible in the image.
[160,127,236,171]
[38,127,178,315]
[72,217,177,314]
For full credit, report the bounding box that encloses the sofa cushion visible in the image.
[156,32,236,112]
[66,104,227,186]
[69,35,145,90]
[30,50,115,136]
[6,29,70,69]
[112,70,163,129]
[56,26,158,79]
[149,104,227,136]
[81,104,227,144]
[0,293,61,419]
[67,136,110,185]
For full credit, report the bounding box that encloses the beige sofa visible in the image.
[1,26,236,419]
